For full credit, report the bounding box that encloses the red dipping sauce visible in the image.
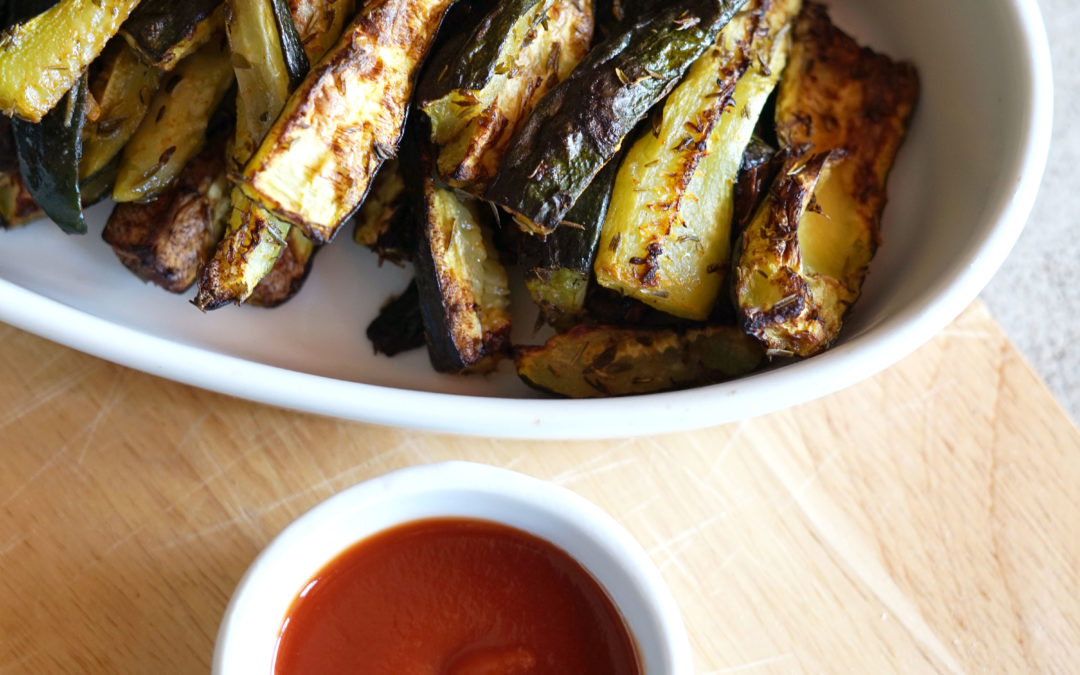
[272,518,642,674]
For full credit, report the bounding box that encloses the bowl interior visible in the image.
[0,0,1049,433]
[214,464,690,674]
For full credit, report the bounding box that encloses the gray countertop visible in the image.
[981,0,1078,422]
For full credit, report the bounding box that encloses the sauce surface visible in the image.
[272,518,641,675]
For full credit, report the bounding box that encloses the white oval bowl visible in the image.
[213,462,691,674]
[0,0,1052,438]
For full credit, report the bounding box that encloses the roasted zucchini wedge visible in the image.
[81,40,161,182]
[415,175,511,374]
[113,37,235,203]
[12,76,88,233]
[485,0,746,236]
[0,0,140,122]
[195,0,351,310]
[515,324,763,397]
[120,0,226,71]
[421,0,594,194]
[594,0,798,320]
[247,226,318,307]
[522,157,620,322]
[734,3,918,357]
[103,137,230,293]
[240,0,459,244]
[227,0,310,169]
[367,280,427,357]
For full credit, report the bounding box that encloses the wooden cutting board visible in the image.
[1,301,1078,674]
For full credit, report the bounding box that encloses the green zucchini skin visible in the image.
[121,0,225,69]
[12,76,87,234]
[521,156,620,320]
[367,280,427,357]
[486,0,747,234]
[437,0,551,93]
[270,0,310,90]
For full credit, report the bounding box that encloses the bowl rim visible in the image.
[211,461,692,674]
[0,0,1053,440]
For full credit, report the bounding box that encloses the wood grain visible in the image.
[1,301,1077,674]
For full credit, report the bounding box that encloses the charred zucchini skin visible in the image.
[239,0,460,244]
[367,280,427,357]
[0,0,141,122]
[103,138,230,293]
[485,0,746,235]
[12,76,87,234]
[414,170,511,374]
[515,324,763,397]
[120,0,226,71]
[522,157,620,320]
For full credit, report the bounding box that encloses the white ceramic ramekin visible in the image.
[213,462,691,674]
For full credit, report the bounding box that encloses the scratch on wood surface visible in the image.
[0,361,103,431]
[151,510,260,553]
[76,371,126,464]
[753,444,966,674]
[0,536,20,558]
[702,654,794,673]
[550,442,635,485]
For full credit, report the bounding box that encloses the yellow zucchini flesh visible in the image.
[421,0,593,194]
[81,41,161,182]
[594,0,799,321]
[240,0,458,244]
[289,0,358,64]
[735,2,919,357]
[113,37,235,203]
[0,0,141,122]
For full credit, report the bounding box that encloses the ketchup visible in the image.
[272,518,641,674]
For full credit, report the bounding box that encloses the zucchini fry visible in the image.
[734,3,918,357]
[0,0,141,122]
[239,0,460,244]
[113,37,235,203]
[194,0,353,310]
[594,0,799,320]
[247,226,318,307]
[81,40,161,183]
[12,76,88,233]
[421,0,594,194]
[485,0,746,236]
[515,324,763,397]
[415,175,511,374]
[103,137,230,293]
[120,0,226,71]
[732,136,781,233]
